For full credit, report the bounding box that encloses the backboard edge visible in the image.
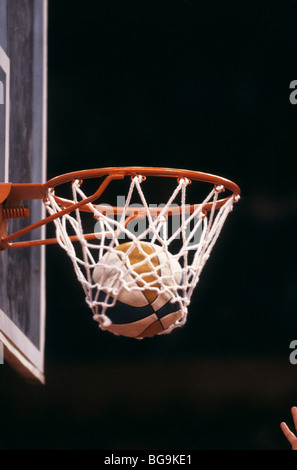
[0,332,45,384]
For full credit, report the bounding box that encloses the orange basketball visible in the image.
[93,241,183,338]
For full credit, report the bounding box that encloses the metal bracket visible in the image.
[0,183,45,250]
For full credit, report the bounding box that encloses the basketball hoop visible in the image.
[0,167,240,337]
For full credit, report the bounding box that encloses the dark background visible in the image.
[2,0,297,450]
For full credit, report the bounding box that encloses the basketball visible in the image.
[92,241,183,338]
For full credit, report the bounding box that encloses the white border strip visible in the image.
[0,309,44,371]
[0,330,44,383]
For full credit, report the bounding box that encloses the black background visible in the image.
[2,0,297,450]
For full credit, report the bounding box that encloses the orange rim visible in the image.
[1,167,240,249]
[46,166,240,215]
[45,166,240,194]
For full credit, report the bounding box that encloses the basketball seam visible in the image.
[137,318,164,338]
[116,242,159,305]
[114,248,149,305]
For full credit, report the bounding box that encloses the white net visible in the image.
[45,174,239,337]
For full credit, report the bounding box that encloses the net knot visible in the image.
[93,313,112,328]
[177,177,191,186]
[131,174,146,183]
[159,214,167,223]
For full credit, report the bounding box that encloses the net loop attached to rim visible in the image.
[44,168,240,337]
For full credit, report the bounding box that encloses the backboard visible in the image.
[0,0,47,383]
